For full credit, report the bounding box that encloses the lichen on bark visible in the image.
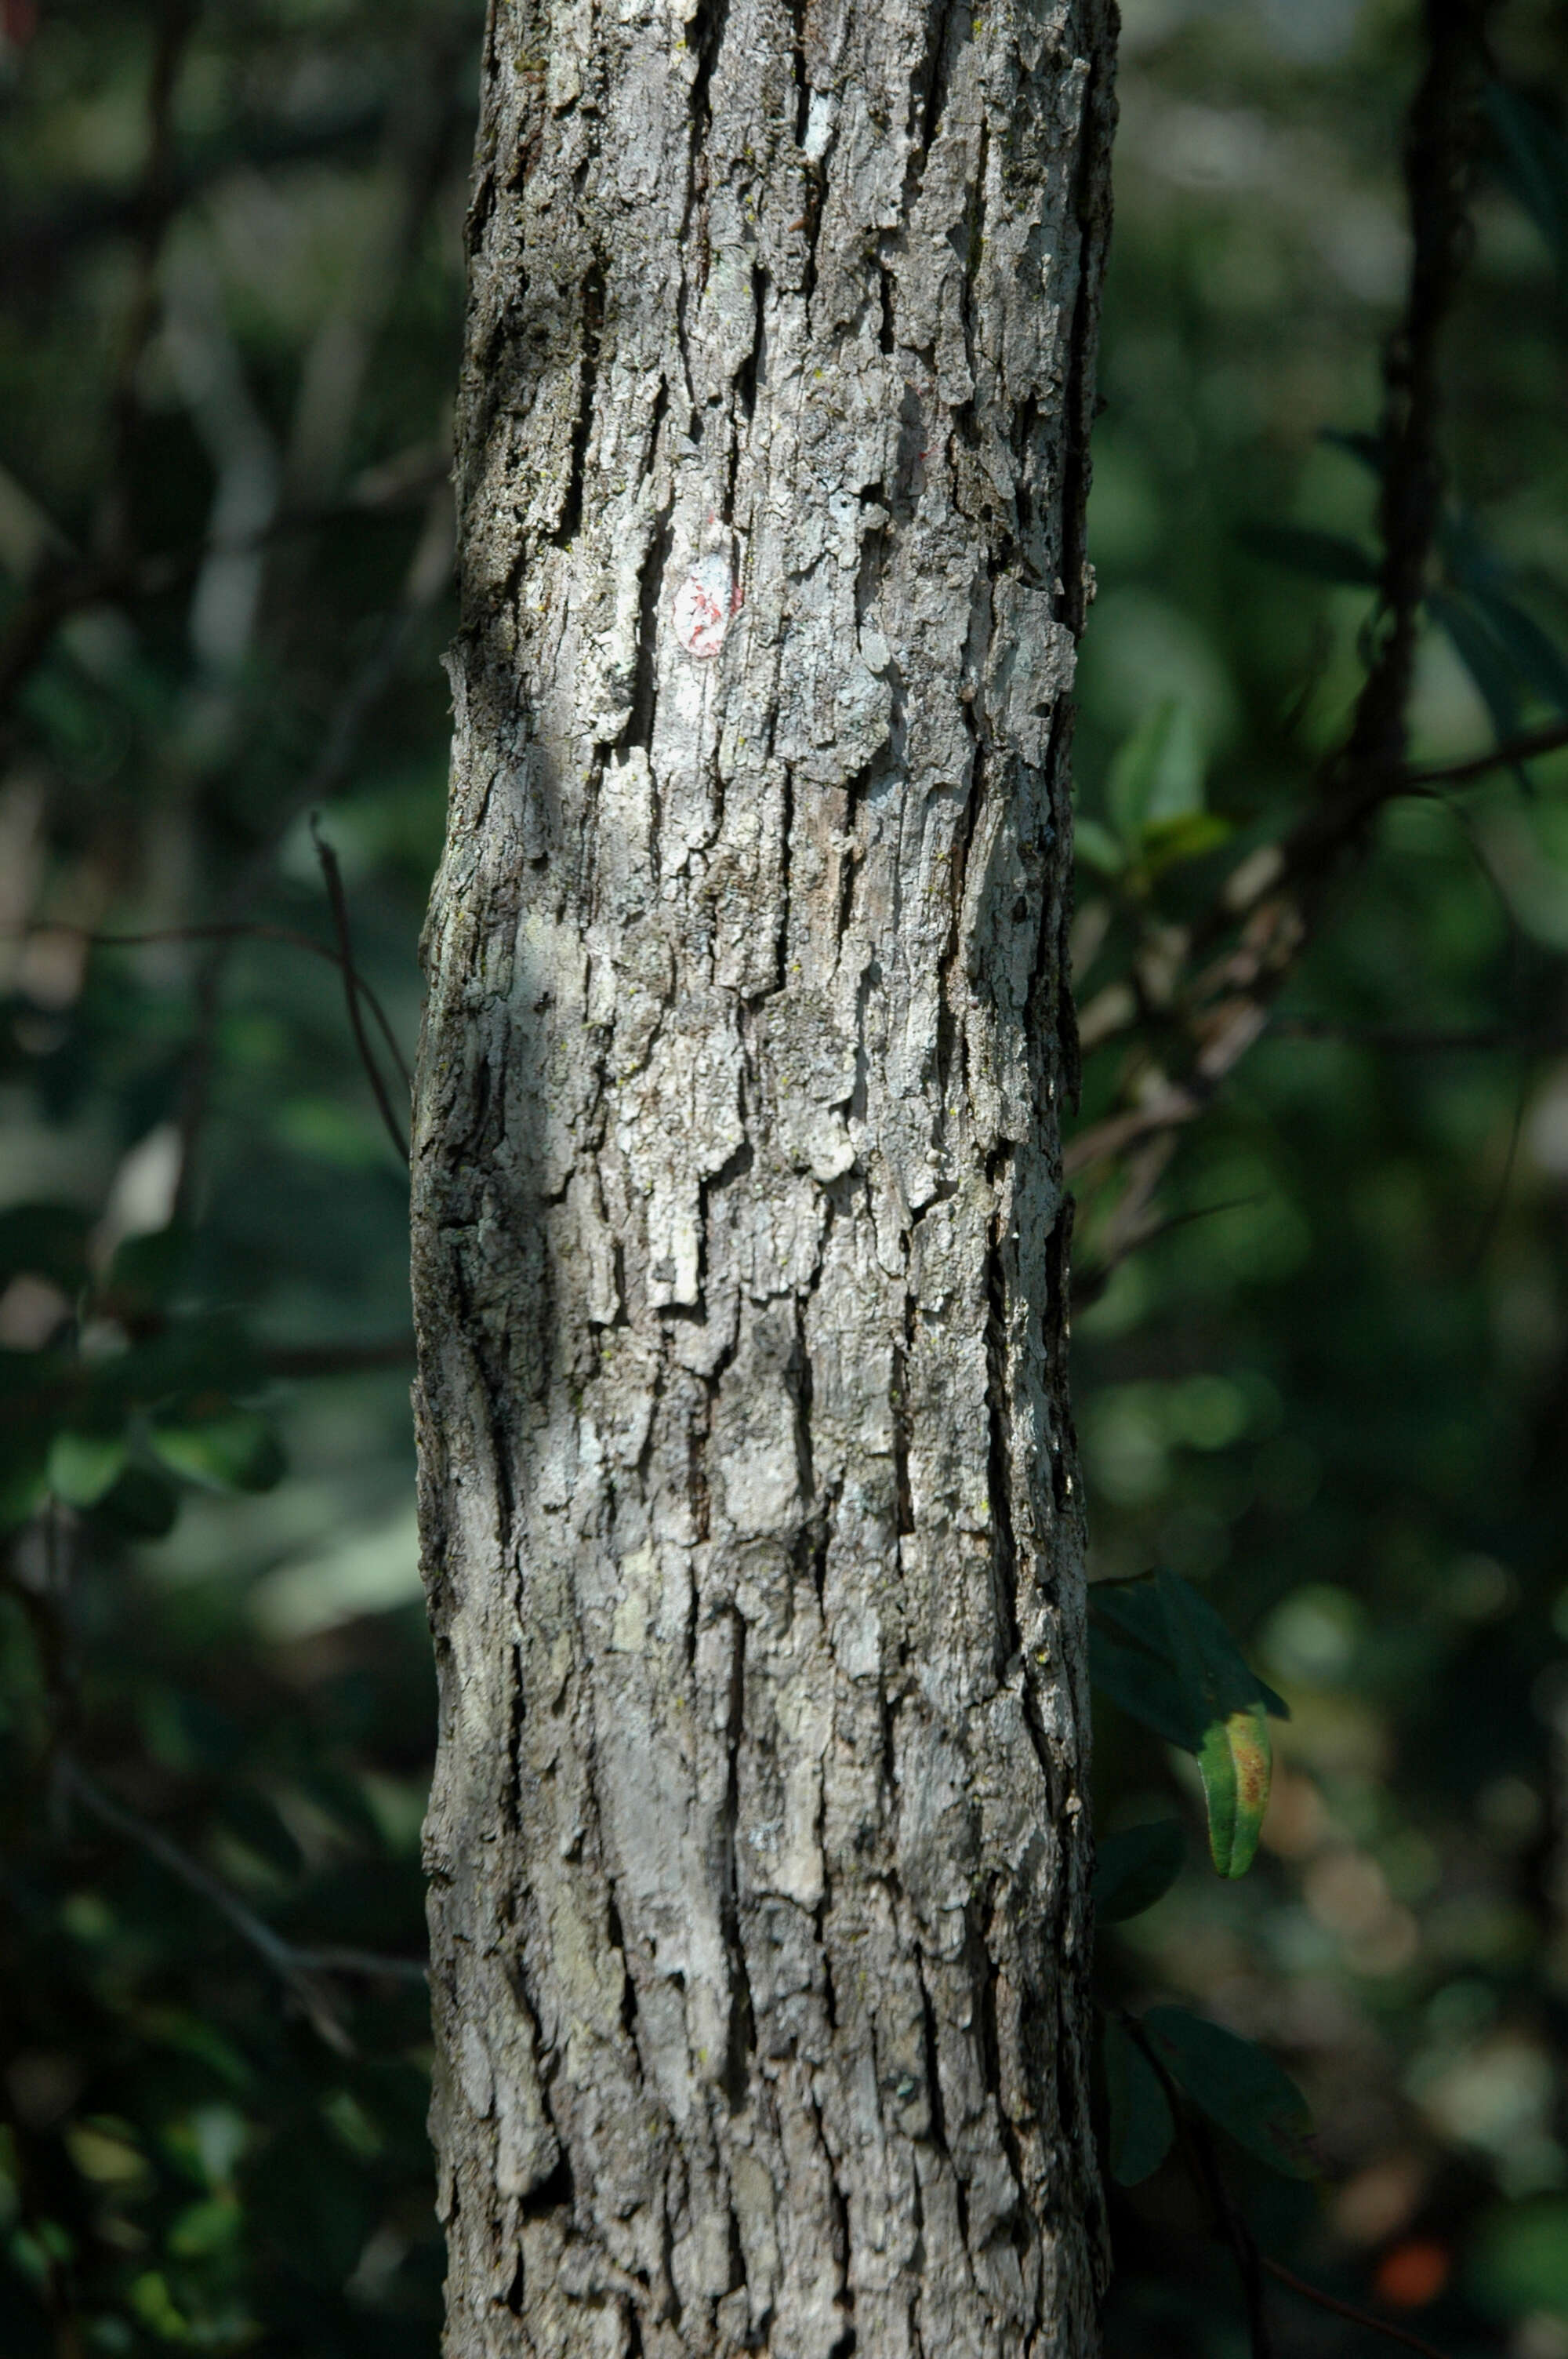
[412,0,1118,2351]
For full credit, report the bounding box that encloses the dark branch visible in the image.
[1067,0,1501,1187]
[97,0,200,564]
[1123,2014,1457,2359]
[262,1336,416,1379]
[1398,711,1568,790]
[0,456,447,730]
[66,921,413,1092]
[59,1758,427,2059]
[1260,2256,1455,2359]
[310,820,412,1165]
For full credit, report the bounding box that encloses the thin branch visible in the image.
[261,1336,416,1379]
[1122,2013,1272,2359]
[1123,2012,1457,2359]
[1187,2113,1276,2359]
[172,484,449,1211]
[0,556,132,722]
[291,1944,430,1984]
[13,920,413,1092]
[57,1758,427,2055]
[310,820,411,1165]
[0,97,394,285]
[0,458,447,731]
[97,0,199,564]
[1073,1192,1263,1309]
[1260,2257,1455,2359]
[0,1336,417,1430]
[1272,1016,1568,1052]
[1398,712,1568,790]
[1066,0,1502,1191]
[1065,1081,1205,1178]
[1467,1066,1528,1272]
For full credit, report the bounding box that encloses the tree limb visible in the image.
[57,1757,428,2059]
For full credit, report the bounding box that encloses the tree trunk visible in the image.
[412,0,1117,2350]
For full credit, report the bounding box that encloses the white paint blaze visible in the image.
[671,551,742,658]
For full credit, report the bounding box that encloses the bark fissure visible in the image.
[415,1,1117,2349]
[556,258,605,549]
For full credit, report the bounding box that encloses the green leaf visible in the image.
[1140,810,1233,877]
[149,1405,285,1494]
[1103,2016,1175,2186]
[1094,1821,1187,1921]
[167,2193,242,2259]
[1158,1571,1290,1721]
[1142,2005,1316,2179]
[1091,1576,1284,1875]
[0,1202,92,1295]
[47,1426,130,1509]
[100,1224,191,1322]
[1074,816,1128,878]
[0,1416,53,1532]
[1092,1572,1187,1665]
[1089,1612,1195,1749]
[1158,1569,1278,1874]
[1196,1703,1272,1877]
[1431,587,1526,758]
[1236,522,1379,587]
[144,2008,256,2092]
[111,1314,265,1412]
[1465,584,1568,715]
[1107,699,1206,839]
[129,2270,188,2339]
[91,1463,180,1539]
[1091,1574,1287,1754]
[1485,85,1568,284]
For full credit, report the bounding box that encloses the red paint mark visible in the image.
[673,553,742,660]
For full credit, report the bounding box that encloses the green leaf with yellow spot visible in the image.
[1156,1569,1277,1878]
[1195,1703,1272,1878]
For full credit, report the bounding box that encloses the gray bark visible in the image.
[411,0,1117,2352]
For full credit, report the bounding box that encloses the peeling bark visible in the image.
[412,0,1118,2351]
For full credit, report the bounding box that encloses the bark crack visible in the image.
[718,1608,757,2113]
[554,256,604,547]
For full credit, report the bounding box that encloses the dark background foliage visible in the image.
[2,0,1566,2352]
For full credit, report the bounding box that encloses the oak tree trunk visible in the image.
[412,1,1118,2351]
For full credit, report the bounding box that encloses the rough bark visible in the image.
[411,1,1118,2353]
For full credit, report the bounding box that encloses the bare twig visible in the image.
[13,920,412,1091]
[166,478,448,1210]
[0,456,448,732]
[97,0,200,563]
[1273,1016,1568,1052]
[261,1336,416,1379]
[0,1336,417,1430]
[1122,2012,1457,2359]
[1122,2013,1273,2359]
[1399,711,1568,790]
[1066,0,1501,1187]
[310,820,411,1165]
[1073,1192,1263,1310]
[58,1758,427,2057]
[1259,2258,1456,2359]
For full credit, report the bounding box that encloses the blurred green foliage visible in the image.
[2,0,1566,2354]
[1076,4,1568,2354]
